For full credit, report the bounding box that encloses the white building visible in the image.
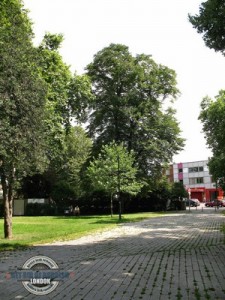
[167,160,223,202]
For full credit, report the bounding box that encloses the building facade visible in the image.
[166,160,223,202]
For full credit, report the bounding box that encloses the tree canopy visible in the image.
[0,0,48,238]
[85,44,184,180]
[87,142,143,196]
[189,0,225,54]
[49,126,92,202]
[37,33,93,159]
[190,1,225,189]
[199,91,225,188]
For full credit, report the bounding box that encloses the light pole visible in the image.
[110,193,113,217]
[188,188,191,212]
[215,178,219,211]
[114,192,121,220]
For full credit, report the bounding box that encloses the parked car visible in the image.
[205,200,225,207]
[185,199,200,207]
[220,200,225,207]
[64,206,73,216]
[205,201,214,207]
[191,198,200,206]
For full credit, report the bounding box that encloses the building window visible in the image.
[197,177,204,183]
[178,168,183,173]
[189,178,195,185]
[189,177,204,184]
[188,166,204,173]
[183,167,188,173]
[189,167,197,173]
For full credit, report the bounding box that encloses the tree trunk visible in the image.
[2,171,14,239]
[110,193,113,217]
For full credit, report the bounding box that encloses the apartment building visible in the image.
[166,160,223,202]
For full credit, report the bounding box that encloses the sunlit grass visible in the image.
[0,212,164,251]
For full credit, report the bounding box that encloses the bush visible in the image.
[25,203,57,216]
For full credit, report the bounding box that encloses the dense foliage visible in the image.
[189,0,225,54]
[0,0,47,238]
[86,44,184,181]
[87,142,143,195]
[199,91,225,189]
[190,1,225,188]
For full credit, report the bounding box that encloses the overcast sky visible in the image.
[23,0,225,163]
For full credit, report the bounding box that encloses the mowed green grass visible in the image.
[0,212,164,251]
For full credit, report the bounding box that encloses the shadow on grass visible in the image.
[54,216,130,225]
[0,243,30,252]
[54,215,117,220]
[94,217,152,224]
[55,214,164,225]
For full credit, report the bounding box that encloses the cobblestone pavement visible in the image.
[0,206,225,300]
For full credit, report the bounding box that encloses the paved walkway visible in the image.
[0,206,225,299]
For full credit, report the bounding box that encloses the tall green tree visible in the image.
[36,34,93,204]
[37,33,93,161]
[199,91,225,188]
[170,182,188,200]
[37,33,73,161]
[0,0,47,238]
[87,142,143,215]
[189,0,225,54]
[86,44,184,181]
[50,126,92,203]
[189,1,225,189]
[87,142,142,195]
[38,33,75,129]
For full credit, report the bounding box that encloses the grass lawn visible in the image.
[0,212,164,251]
[222,211,225,234]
